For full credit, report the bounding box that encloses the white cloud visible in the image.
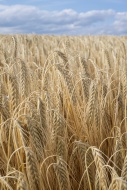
[0,4,127,35]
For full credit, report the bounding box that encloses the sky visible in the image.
[0,0,127,35]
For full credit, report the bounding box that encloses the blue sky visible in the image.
[0,0,127,35]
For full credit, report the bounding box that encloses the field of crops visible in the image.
[0,35,127,189]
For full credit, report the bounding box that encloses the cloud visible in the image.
[0,4,127,35]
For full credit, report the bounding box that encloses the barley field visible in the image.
[0,35,127,190]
